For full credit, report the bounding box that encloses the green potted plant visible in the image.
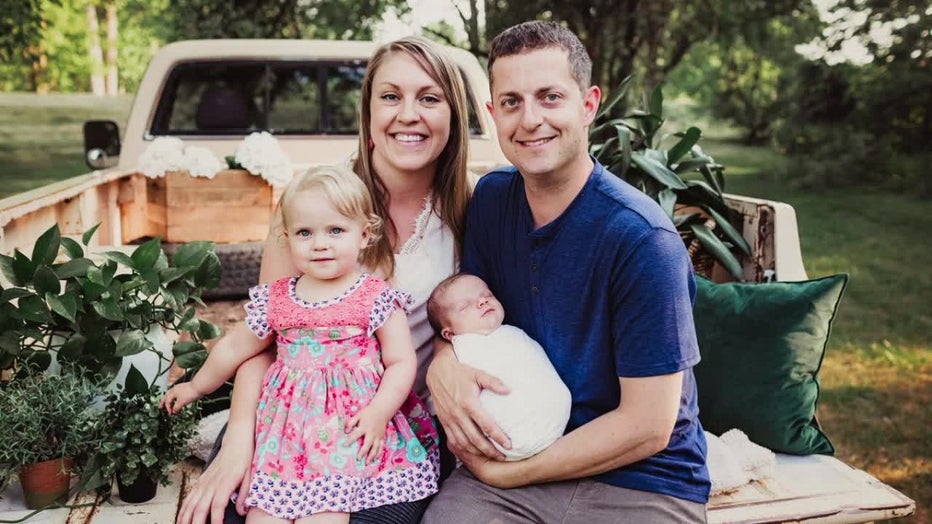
[589,77,751,280]
[0,224,222,382]
[0,372,102,509]
[83,366,198,503]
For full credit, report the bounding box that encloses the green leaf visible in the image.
[0,288,32,304]
[594,75,633,121]
[58,334,87,361]
[12,250,35,286]
[93,296,123,321]
[179,307,199,331]
[139,268,160,294]
[0,254,17,285]
[31,225,61,266]
[81,224,101,246]
[631,151,687,190]
[690,224,743,280]
[158,267,192,285]
[17,295,51,323]
[115,329,153,357]
[704,206,752,256]
[60,237,84,259]
[101,261,117,286]
[87,266,106,285]
[33,265,61,296]
[124,364,150,395]
[667,127,702,165]
[20,350,52,373]
[131,238,162,270]
[673,158,712,174]
[197,320,222,341]
[194,252,222,291]
[0,330,22,354]
[172,340,203,356]
[86,331,117,360]
[46,292,77,323]
[171,241,215,268]
[174,350,206,370]
[648,84,664,118]
[82,280,108,302]
[103,250,135,267]
[54,257,94,279]
[658,188,677,219]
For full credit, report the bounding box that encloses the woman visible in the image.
[176,36,471,524]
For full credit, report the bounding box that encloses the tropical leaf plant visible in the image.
[590,77,751,279]
[0,224,222,382]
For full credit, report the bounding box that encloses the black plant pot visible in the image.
[117,474,158,503]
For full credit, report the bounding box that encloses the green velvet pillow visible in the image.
[692,274,848,455]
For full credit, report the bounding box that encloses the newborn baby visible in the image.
[427,273,571,461]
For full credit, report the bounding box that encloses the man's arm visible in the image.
[458,371,683,488]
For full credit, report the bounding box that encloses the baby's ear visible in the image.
[441,328,454,341]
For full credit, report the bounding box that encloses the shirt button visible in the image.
[531,263,539,271]
[531,286,539,294]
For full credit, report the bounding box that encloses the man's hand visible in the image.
[426,344,511,460]
[456,447,525,489]
[176,428,253,524]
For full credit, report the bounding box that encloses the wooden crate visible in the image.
[121,169,279,244]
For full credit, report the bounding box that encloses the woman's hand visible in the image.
[176,426,254,524]
[426,340,511,460]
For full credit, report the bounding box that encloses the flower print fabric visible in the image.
[242,274,439,518]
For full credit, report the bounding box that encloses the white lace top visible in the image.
[389,198,457,412]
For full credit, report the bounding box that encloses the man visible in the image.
[424,21,710,522]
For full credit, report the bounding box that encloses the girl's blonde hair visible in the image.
[279,165,389,274]
[354,36,472,277]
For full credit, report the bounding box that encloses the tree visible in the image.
[165,0,409,40]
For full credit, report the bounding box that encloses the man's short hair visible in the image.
[488,20,592,92]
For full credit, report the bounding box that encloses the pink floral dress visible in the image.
[241,274,439,518]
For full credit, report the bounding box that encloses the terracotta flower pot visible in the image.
[117,474,159,503]
[17,457,73,509]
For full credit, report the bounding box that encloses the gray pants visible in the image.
[422,467,707,524]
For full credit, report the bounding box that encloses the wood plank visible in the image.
[708,454,915,523]
[166,205,272,243]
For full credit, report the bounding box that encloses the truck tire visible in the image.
[164,241,263,300]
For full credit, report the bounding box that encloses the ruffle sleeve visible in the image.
[367,287,414,337]
[244,283,272,339]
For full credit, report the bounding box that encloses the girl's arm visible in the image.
[345,309,416,460]
[162,323,271,412]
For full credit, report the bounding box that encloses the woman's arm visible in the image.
[426,338,511,460]
[259,206,297,283]
[176,350,274,524]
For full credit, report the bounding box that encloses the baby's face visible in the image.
[440,275,505,339]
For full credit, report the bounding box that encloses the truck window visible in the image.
[150,60,483,136]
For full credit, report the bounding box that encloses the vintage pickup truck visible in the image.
[0,39,916,523]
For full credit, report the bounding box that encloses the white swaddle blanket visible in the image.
[452,325,572,461]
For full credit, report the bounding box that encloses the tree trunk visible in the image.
[86,4,105,96]
[105,2,118,95]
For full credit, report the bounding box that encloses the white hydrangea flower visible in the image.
[137,137,186,178]
[183,146,223,179]
[234,131,294,187]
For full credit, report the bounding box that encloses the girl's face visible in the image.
[368,52,452,180]
[282,190,370,284]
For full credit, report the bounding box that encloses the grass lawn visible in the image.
[1,95,928,521]
[709,137,931,523]
[0,92,133,198]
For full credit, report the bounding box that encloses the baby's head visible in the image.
[427,274,505,341]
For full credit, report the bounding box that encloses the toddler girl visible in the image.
[161,165,438,523]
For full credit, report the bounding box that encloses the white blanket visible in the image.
[705,428,777,495]
[452,325,571,461]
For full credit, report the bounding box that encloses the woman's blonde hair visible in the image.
[354,36,472,277]
[279,165,388,273]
